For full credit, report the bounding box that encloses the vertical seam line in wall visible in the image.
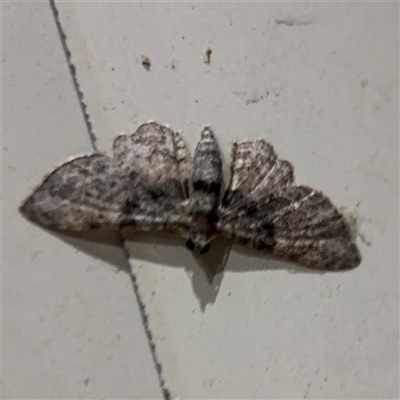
[49,0,97,151]
[121,242,171,400]
[48,1,171,399]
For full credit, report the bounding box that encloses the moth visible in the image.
[20,122,361,270]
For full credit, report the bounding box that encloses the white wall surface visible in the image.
[3,2,399,399]
[3,3,162,399]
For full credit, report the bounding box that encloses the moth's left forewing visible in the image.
[218,140,361,271]
[267,186,361,270]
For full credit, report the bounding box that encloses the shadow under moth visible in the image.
[20,122,361,271]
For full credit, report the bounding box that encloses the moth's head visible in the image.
[185,234,211,256]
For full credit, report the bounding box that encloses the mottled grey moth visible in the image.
[20,122,361,270]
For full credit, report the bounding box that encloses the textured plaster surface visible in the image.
[3,2,399,399]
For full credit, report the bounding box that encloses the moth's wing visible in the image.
[19,154,131,231]
[218,141,361,270]
[20,123,192,234]
[270,186,361,269]
[113,122,191,200]
[218,138,294,240]
[221,140,294,207]
[113,122,192,233]
[219,185,361,270]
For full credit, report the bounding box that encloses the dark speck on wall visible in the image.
[141,55,151,71]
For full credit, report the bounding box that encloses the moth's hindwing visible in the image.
[113,122,192,233]
[113,122,191,201]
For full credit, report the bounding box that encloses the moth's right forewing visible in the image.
[20,154,130,231]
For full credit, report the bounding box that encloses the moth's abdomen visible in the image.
[192,127,223,202]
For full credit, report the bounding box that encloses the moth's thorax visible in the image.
[192,127,223,201]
